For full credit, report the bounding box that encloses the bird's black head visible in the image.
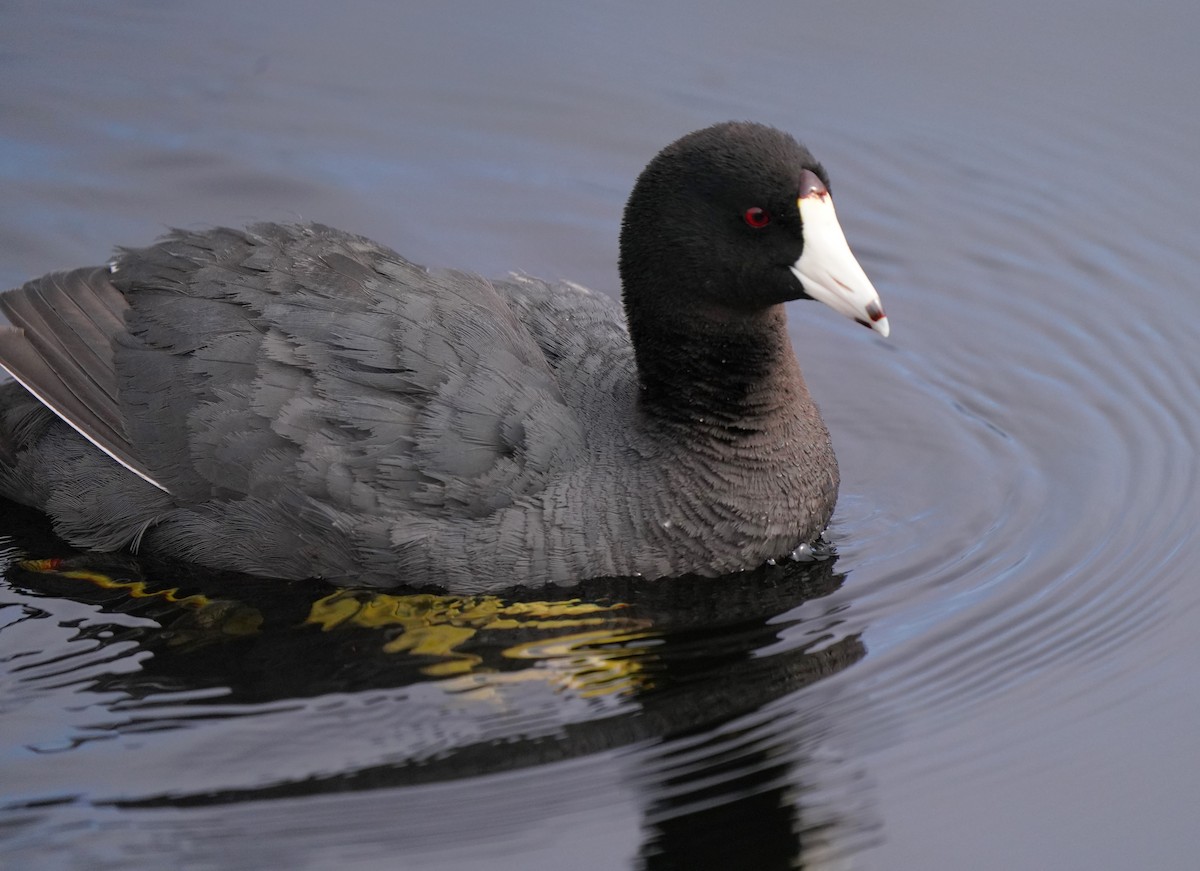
[619,121,888,334]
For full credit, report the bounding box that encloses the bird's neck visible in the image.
[629,303,814,440]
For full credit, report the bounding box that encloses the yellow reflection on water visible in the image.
[307,590,654,693]
[17,558,265,645]
[16,559,657,699]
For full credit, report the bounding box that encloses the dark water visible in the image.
[3,1,1199,868]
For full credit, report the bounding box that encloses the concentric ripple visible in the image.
[785,115,1200,769]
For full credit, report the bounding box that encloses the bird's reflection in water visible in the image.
[2,498,873,868]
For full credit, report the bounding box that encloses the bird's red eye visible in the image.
[743,207,771,229]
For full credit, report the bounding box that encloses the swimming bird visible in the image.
[0,122,888,591]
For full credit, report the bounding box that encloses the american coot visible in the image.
[0,122,887,591]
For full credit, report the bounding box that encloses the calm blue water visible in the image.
[2,2,1199,868]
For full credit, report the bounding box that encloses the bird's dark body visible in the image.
[0,123,877,590]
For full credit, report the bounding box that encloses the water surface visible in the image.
[3,1,1199,868]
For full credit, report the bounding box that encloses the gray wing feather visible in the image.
[0,268,164,489]
[1,222,591,523]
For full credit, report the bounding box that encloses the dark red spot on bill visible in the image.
[799,169,827,199]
